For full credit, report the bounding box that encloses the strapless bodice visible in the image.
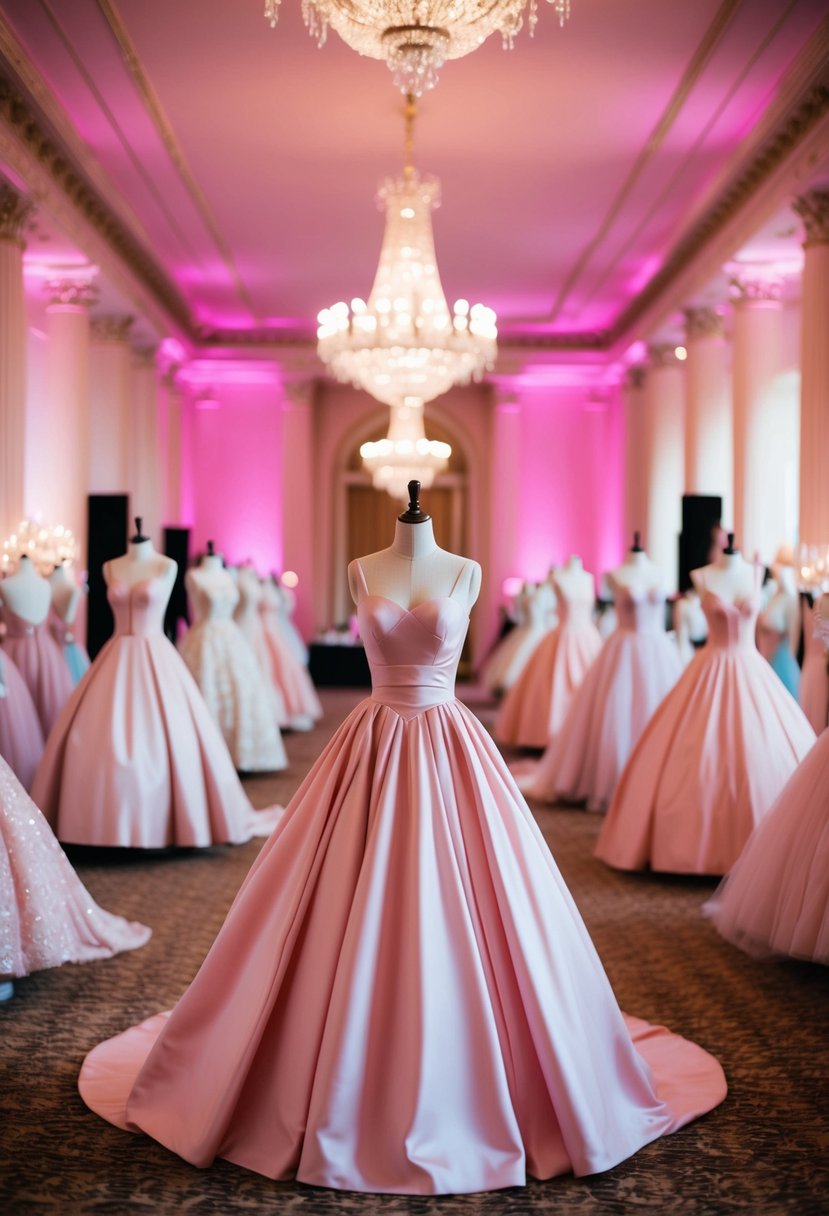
[702,591,761,650]
[1,606,47,640]
[107,576,171,638]
[556,591,595,629]
[615,587,666,635]
[187,578,240,626]
[358,595,469,718]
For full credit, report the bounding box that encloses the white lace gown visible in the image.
[179,571,287,772]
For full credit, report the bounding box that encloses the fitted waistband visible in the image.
[370,663,456,715]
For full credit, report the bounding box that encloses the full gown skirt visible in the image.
[260,588,322,731]
[233,577,289,729]
[179,577,287,773]
[495,592,602,750]
[0,754,150,978]
[0,651,44,790]
[78,563,726,1195]
[705,721,829,963]
[2,607,73,736]
[596,589,816,876]
[481,583,555,695]
[520,589,681,811]
[32,572,281,848]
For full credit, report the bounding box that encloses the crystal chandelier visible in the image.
[316,95,496,410]
[2,519,79,576]
[264,1,571,95]
[360,398,451,500]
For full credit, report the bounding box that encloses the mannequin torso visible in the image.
[48,564,82,624]
[607,549,663,598]
[552,556,595,616]
[186,556,238,625]
[0,558,52,624]
[759,564,799,648]
[106,540,177,592]
[690,550,758,604]
[348,518,481,614]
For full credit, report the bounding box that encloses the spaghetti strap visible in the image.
[448,561,470,600]
[352,559,370,602]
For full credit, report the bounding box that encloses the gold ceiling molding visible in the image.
[684,306,725,342]
[793,187,829,246]
[94,0,258,321]
[0,180,34,244]
[0,69,192,334]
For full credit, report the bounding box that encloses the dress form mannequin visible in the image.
[0,556,52,624]
[48,562,82,625]
[690,534,758,604]
[348,482,481,613]
[48,561,90,686]
[553,555,594,606]
[106,518,176,592]
[760,562,799,649]
[607,534,663,597]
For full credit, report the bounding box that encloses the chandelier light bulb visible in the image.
[360,400,451,501]
[264,1,572,95]
[2,518,79,575]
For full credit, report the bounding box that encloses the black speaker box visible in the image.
[163,527,191,642]
[86,494,129,660]
[678,494,723,592]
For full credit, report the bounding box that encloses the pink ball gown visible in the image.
[596,579,816,876]
[77,560,725,1195]
[1,605,73,736]
[799,596,829,734]
[0,651,44,790]
[0,754,150,979]
[520,587,681,812]
[495,581,601,749]
[179,573,287,773]
[233,572,289,729]
[260,581,322,731]
[31,567,282,848]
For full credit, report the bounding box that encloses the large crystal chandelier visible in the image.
[265,1,571,95]
[2,519,79,576]
[360,398,451,500]
[316,95,496,409]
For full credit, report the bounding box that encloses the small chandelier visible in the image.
[316,95,496,410]
[360,399,451,501]
[265,1,571,95]
[2,519,79,576]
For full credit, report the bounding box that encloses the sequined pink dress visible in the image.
[495,581,602,749]
[519,587,681,811]
[596,583,816,876]
[78,560,725,1195]
[1,605,73,736]
[0,754,150,979]
[32,569,281,848]
[0,651,44,790]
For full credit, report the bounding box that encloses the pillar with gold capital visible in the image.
[643,345,685,591]
[794,189,829,550]
[89,315,134,495]
[281,379,316,640]
[0,184,33,544]
[621,365,647,547]
[683,306,732,524]
[129,347,163,545]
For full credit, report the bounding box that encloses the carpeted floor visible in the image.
[1,687,828,1216]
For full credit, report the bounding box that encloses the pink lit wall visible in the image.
[189,381,283,572]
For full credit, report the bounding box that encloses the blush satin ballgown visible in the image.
[596,581,816,876]
[0,651,44,790]
[31,570,282,849]
[0,754,150,979]
[78,560,725,1196]
[519,587,681,812]
[1,605,74,736]
[495,582,602,749]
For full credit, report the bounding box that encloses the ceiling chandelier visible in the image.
[316,94,496,410]
[360,398,451,501]
[264,1,572,95]
[2,519,79,576]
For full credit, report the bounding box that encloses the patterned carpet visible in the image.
[2,687,828,1216]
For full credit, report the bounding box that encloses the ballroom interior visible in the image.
[1,2,829,1214]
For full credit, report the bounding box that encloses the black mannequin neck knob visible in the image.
[398,479,431,524]
[631,531,643,552]
[206,539,215,557]
[723,532,737,555]
[130,516,148,544]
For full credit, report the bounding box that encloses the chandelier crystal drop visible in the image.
[264,1,572,95]
[360,399,451,501]
[2,519,79,575]
[317,97,496,409]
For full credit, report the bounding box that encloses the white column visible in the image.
[129,347,163,545]
[683,306,732,523]
[643,345,685,591]
[27,277,97,565]
[0,184,33,544]
[731,278,787,562]
[88,316,134,494]
[486,393,522,646]
[160,372,184,526]
[281,380,315,640]
[794,189,829,548]
[621,366,647,546]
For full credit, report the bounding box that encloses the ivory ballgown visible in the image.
[596,581,816,876]
[519,587,681,811]
[78,559,725,1195]
[32,569,282,848]
[0,754,150,979]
